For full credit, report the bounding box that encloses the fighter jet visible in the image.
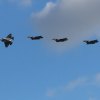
[0,33,14,47]
[83,39,99,44]
[52,38,68,42]
[28,36,43,40]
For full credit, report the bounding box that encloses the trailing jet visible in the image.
[83,40,99,44]
[52,38,68,42]
[0,33,14,47]
[28,36,43,40]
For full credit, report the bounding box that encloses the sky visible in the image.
[0,0,100,100]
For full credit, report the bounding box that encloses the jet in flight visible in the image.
[0,33,14,47]
[83,39,99,44]
[28,36,43,40]
[52,38,68,42]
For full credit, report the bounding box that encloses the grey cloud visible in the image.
[32,0,100,49]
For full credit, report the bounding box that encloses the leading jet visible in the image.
[83,39,99,44]
[0,33,14,47]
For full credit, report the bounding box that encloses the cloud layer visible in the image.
[32,0,100,49]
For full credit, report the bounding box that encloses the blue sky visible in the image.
[0,0,100,100]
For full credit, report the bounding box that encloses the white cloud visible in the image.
[46,89,56,97]
[34,2,56,18]
[32,0,100,49]
[95,73,100,82]
[93,73,100,86]
[45,73,100,97]
[89,96,97,100]
[46,77,88,97]
[65,77,87,91]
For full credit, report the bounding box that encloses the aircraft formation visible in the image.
[0,33,99,47]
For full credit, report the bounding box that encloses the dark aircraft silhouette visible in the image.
[83,40,99,44]
[52,38,68,42]
[28,36,43,40]
[0,34,14,47]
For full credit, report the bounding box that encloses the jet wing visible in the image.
[6,34,12,38]
[4,42,10,47]
[6,34,14,40]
